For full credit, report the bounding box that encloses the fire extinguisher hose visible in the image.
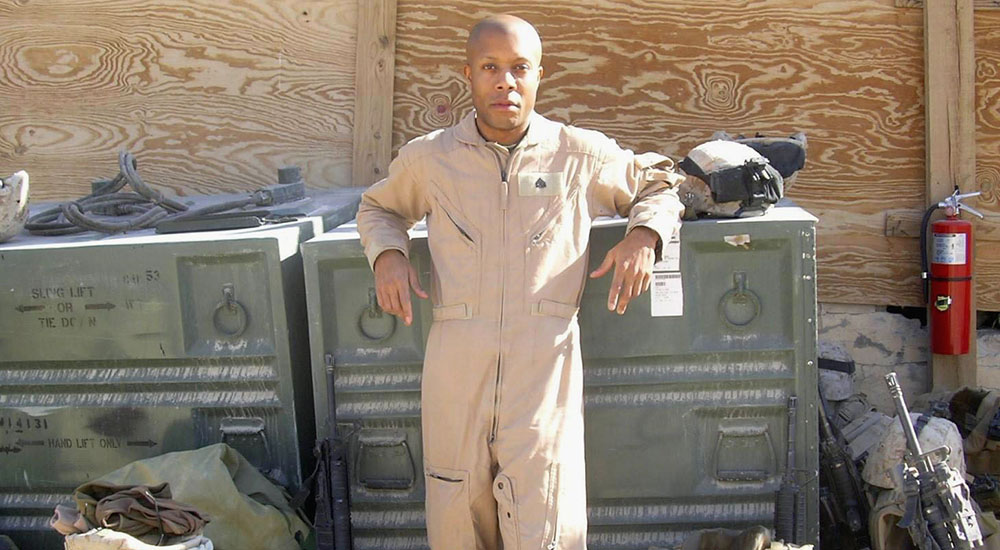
[919,203,940,303]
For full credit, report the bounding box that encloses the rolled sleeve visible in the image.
[588,141,684,262]
[356,149,430,270]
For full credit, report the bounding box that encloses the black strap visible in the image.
[914,414,931,437]
[930,275,972,282]
[289,441,327,510]
[819,357,856,375]
[705,159,782,206]
[679,154,784,216]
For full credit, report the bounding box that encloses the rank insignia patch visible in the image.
[518,172,563,197]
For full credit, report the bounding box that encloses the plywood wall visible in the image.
[0,0,357,199]
[1,0,998,310]
[976,10,1000,310]
[392,0,1000,309]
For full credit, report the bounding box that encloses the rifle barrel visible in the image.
[325,353,353,550]
[885,372,923,456]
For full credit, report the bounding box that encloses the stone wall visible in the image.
[819,303,1000,413]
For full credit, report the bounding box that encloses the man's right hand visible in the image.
[373,249,428,326]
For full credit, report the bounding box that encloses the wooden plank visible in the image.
[3,0,998,314]
[817,232,923,306]
[884,211,925,239]
[387,2,1000,312]
[393,0,934,303]
[977,9,1000,298]
[897,0,1000,9]
[925,0,977,389]
[352,0,397,187]
[884,210,1000,240]
[817,233,1000,309]
[0,0,357,201]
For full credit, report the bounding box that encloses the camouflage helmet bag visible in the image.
[677,140,783,218]
[711,131,807,182]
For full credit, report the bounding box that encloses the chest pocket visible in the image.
[521,182,588,311]
[427,193,481,320]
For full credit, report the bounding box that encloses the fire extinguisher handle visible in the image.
[938,189,984,219]
[952,190,982,202]
[961,204,985,219]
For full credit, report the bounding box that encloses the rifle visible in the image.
[316,353,353,550]
[774,396,804,544]
[818,394,871,550]
[885,372,983,550]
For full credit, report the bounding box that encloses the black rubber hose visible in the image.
[171,196,257,219]
[920,203,941,303]
[62,201,170,233]
[26,151,286,236]
[26,153,189,235]
[118,151,188,212]
[24,205,82,235]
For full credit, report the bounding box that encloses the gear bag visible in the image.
[678,141,784,218]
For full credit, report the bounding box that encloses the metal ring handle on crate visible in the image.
[358,288,397,342]
[719,271,761,328]
[213,283,248,337]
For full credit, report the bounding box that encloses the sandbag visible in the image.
[862,413,966,490]
[81,443,308,550]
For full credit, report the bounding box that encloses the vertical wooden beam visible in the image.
[353,0,397,187]
[925,0,977,389]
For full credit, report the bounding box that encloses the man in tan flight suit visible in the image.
[357,15,684,550]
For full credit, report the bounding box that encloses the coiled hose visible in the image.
[919,203,941,303]
[25,152,267,236]
[26,152,190,235]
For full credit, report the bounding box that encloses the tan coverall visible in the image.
[357,111,683,550]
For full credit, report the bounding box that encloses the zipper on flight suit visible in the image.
[488,144,516,443]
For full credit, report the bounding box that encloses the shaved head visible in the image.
[466,15,542,66]
[463,15,544,144]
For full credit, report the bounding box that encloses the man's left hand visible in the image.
[589,226,660,314]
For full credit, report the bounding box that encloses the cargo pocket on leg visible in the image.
[425,465,475,550]
[493,473,521,550]
[540,464,561,550]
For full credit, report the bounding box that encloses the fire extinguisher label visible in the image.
[933,233,967,265]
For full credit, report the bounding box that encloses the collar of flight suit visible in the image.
[453,110,561,150]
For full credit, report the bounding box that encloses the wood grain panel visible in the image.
[977,10,1000,281]
[393,0,934,305]
[897,0,1000,8]
[0,0,357,201]
[818,234,1000,309]
[5,0,997,310]
[817,232,923,306]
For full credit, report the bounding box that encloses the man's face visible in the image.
[463,27,543,145]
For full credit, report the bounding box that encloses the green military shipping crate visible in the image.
[302,206,819,549]
[0,190,360,549]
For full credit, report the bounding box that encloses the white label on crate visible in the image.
[933,233,967,265]
[651,271,683,317]
[652,236,681,272]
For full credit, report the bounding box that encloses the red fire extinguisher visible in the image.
[921,189,983,355]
